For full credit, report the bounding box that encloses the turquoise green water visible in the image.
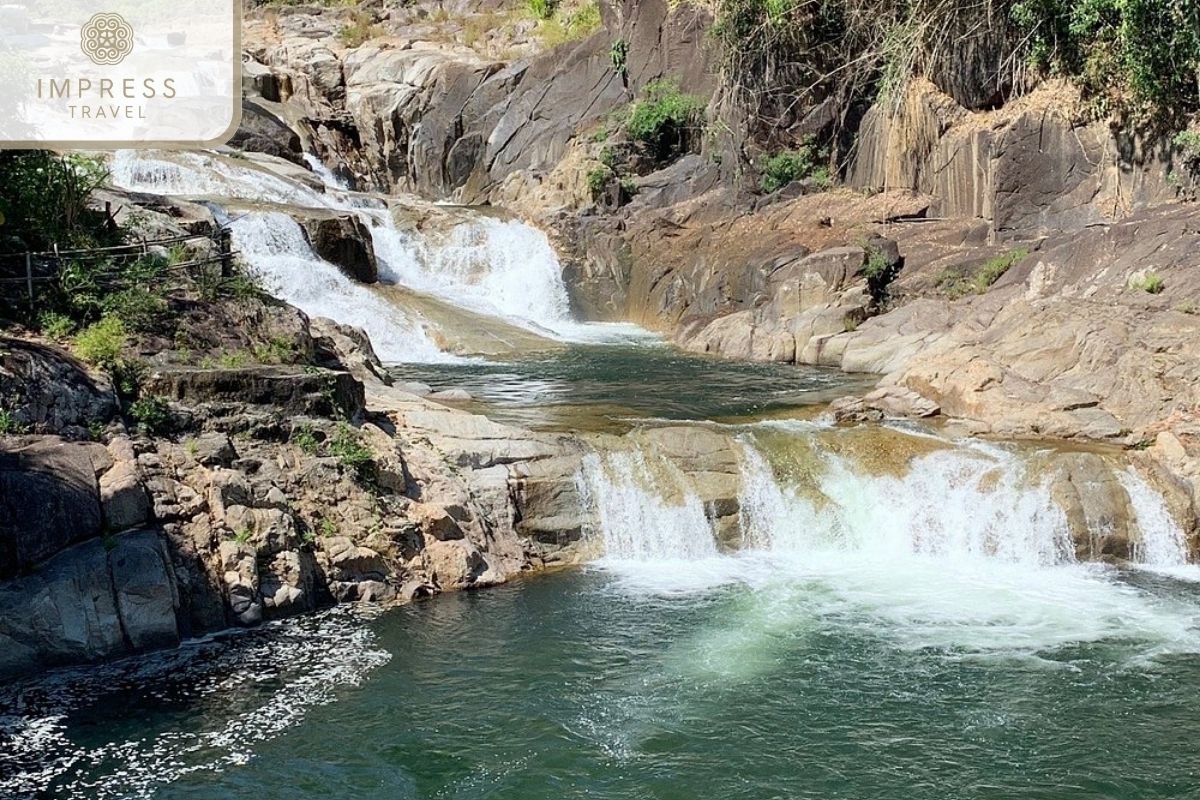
[390,343,873,431]
[7,563,1200,799]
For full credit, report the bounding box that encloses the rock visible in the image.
[299,212,378,283]
[396,381,432,396]
[143,365,365,420]
[0,338,118,436]
[108,530,180,651]
[319,536,394,602]
[219,541,262,625]
[228,98,303,164]
[0,530,180,679]
[310,317,391,385]
[259,550,316,617]
[0,436,103,578]
[423,538,486,590]
[99,438,150,533]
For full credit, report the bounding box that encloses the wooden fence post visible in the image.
[218,228,232,277]
[25,253,33,308]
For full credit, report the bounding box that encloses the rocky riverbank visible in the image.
[231,0,1199,549]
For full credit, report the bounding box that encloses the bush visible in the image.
[1129,271,1165,294]
[760,142,823,192]
[339,11,380,47]
[586,165,614,197]
[1011,0,1200,123]
[528,0,557,20]
[0,152,115,254]
[74,316,127,370]
[291,424,321,454]
[625,79,706,162]
[127,396,172,434]
[103,286,168,332]
[38,311,75,340]
[935,248,1028,298]
[0,408,27,435]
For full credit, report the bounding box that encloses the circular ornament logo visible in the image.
[80,12,134,65]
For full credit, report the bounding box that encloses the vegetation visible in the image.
[935,248,1028,298]
[759,139,831,192]
[328,423,376,483]
[231,528,254,545]
[37,311,74,340]
[0,152,115,254]
[73,316,128,371]
[290,424,321,454]
[610,38,629,75]
[1012,0,1200,123]
[625,79,706,162]
[0,408,27,435]
[586,165,614,198]
[338,10,380,47]
[528,0,557,20]
[127,396,172,435]
[1129,271,1165,294]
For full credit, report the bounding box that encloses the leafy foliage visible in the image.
[329,423,376,483]
[1129,271,1165,293]
[587,165,614,197]
[0,152,116,254]
[1011,0,1200,123]
[127,396,172,435]
[625,79,706,162]
[73,316,128,371]
[935,248,1029,298]
[759,140,828,192]
[528,0,557,20]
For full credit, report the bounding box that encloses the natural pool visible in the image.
[6,560,1200,800]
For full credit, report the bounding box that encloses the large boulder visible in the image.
[0,437,104,578]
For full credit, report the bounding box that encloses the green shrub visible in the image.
[339,11,380,47]
[103,286,168,332]
[0,151,115,254]
[73,316,127,370]
[586,165,614,197]
[1011,0,1200,123]
[1129,271,1165,294]
[127,395,172,435]
[610,37,629,74]
[252,336,298,365]
[38,311,75,340]
[619,176,640,197]
[318,517,338,537]
[231,528,253,545]
[0,408,27,435]
[625,79,705,162]
[935,248,1028,298]
[760,143,821,193]
[528,0,557,20]
[291,424,321,454]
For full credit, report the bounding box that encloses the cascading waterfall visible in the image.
[580,428,1192,577]
[107,149,608,352]
[228,212,454,363]
[369,218,573,334]
[738,439,1075,566]
[1119,468,1190,567]
[578,451,718,562]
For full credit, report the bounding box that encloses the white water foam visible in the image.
[1119,468,1192,568]
[303,152,351,191]
[578,450,718,564]
[229,212,456,363]
[582,428,1200,657]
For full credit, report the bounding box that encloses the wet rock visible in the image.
[299,212,378,283]
[428,388,472,402]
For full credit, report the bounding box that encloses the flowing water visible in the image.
[22,150,1192,799]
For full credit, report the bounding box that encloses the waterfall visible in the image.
[577,451,718,562]
[107,149,607,352]
[739,439,1075,566]
[228,212,454,363]
[303,153,351,191]
[1119,469,1190,567]
[368,217,573,333]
